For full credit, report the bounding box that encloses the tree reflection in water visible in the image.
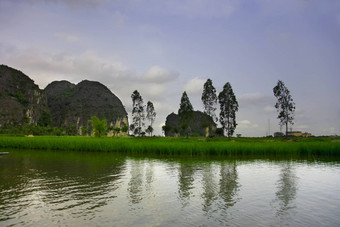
[201,163,218,213]
[177,161,196,206]
[127,160,144,205]
[274,161,297,222]
[219,161,239,209]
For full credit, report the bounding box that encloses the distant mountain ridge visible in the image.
[45,79,128,134]
[0,65,49,126]
[0,65,128,134]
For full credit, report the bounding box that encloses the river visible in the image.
[0,149,339,226]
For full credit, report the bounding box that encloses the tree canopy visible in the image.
[218,82,238,137]
[273,80,295,136]
[131,90,145,136]
[178,91,194,138]
[146,101,156,136]
[201,78,217,122]
[88,115,107,137]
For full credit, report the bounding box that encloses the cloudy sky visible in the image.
[1,0,339,136]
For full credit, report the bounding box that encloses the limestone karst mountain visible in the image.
[45,80,128,135]
[0,65,49,126]
[0,65,128,135]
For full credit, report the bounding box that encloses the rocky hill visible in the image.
[164,111,216,137]
[0,65,49,127]
[45,80,128,135]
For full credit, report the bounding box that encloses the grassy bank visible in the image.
[0,136,339,156]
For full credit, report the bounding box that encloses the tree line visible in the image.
[0,79,295,137]
[172,79,239,137]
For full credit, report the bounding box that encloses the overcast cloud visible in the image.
[0,0,339,136]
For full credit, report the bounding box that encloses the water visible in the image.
[1,150,340,226]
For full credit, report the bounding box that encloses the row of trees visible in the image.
[177,79,239,137]
[174,79,295,138]
[130,90,157,136]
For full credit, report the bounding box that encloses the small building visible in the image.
[288,131,303,137]
[274,132,284,137]
[274,131,312,137]
[302,132,312,137]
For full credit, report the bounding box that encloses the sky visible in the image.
[0,0,339,137]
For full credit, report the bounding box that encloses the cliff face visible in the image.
[0,65,49,127]
[165,111,216,137]
[45,80,128,135]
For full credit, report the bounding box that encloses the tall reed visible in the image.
[0,136,339,156]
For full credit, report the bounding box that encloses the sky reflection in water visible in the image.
[0,150,340,226]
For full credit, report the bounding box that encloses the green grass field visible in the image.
[0,136,339,156]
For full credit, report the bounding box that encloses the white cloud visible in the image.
[183,77,205,95]
[238,120,259,129]
[143,65,178,83]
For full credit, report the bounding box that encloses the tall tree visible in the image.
[131,90,145,136]
[146,101,156,136]
[273,80,295,136]
[88,115,107,137]
[218,82,239,137]
[178,91,194,138]
[201,78,217,121]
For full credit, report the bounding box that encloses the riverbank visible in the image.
[0,136,339,156]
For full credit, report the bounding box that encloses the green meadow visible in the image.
[0,136,339,156]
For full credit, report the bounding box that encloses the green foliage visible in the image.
[273,80,295,136]
[178,91,194,138]
[121,124,129,133]
[131,90,145,136]
[66,126,77,136]
[81,126,90,136]
[218,82,238,137]
[38,111,52,127]
[0,136,339,156]
[88,116,107,137]
[10,91,28,105]
[202,79,217,122]
[146,125,153,136]
[162,125,171,136]
[178,91,193,115]
[114,127,121,136]
[146,101,156,136]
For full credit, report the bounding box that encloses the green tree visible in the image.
[37,111,52,127]
[201,78,217,121]
[131,90,145,136]
[162,125,171,136]
[273,80,295,136]
[88,115,107,137]
[81,126,89,136]
[146,125,153,137]
[114,127,121,136]
[178,91,194,138]
[218,82,239,137]
[146,101,156,136]
[121,124,129,135]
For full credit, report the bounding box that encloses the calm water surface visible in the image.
[0,149,340,226]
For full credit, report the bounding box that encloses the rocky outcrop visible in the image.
[0,65,49,127]
[164,111,216,137]
[45,80,128,135]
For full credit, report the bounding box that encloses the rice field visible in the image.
[0,136,339,156]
